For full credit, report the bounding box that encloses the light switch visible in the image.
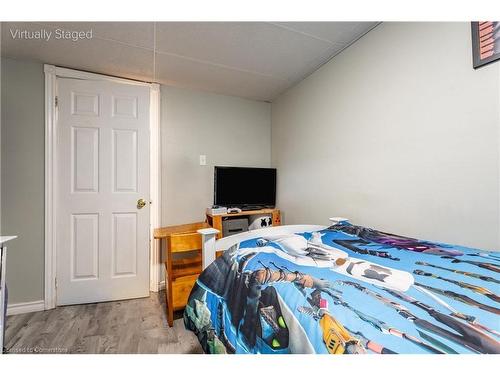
[199,155,207,166]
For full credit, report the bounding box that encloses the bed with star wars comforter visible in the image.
[183,222,500,354]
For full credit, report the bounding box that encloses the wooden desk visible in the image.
[206,208,281,239]
[153,222,209,327]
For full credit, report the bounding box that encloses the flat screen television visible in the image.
[214,166,276,209]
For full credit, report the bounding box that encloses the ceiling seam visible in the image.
[154,49,291,82]
[267,22,342,45]
[90,35,153,51]
[29,22,155,51]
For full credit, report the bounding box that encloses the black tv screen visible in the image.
[214,166,276,208]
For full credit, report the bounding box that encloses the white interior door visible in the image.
[56,77,150,305]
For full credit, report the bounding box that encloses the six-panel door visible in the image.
[56,78,150,305]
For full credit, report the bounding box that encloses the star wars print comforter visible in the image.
[183,222,500,354]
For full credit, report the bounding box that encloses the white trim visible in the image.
[52,66,152,87]
[44,64,57,310]
[7,300,45,316]
[149,83,162,292]
[44,65,162,309]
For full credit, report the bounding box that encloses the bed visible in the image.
[183,218,500,354]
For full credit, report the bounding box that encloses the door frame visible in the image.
[44,65,162,310]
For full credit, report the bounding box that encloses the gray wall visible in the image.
[272,22,500,250]
[161,85,271,225]
[1,58,45,304]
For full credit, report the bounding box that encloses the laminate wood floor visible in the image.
[4,292,204,354]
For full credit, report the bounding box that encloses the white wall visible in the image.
[272,22,500,250]
[160,85,271,225]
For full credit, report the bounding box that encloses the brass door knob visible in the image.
[137,198,147,209]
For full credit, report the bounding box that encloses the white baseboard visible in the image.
[7,300,45,316]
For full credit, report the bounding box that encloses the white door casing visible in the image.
[55,78,150,305]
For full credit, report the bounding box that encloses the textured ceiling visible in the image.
[1,22,378,101]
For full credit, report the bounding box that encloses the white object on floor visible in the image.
[1,236,17,354]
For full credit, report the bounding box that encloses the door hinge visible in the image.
[55,277,58,289]
[55,96,58,107]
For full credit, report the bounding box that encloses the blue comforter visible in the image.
[184,223,500,354]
